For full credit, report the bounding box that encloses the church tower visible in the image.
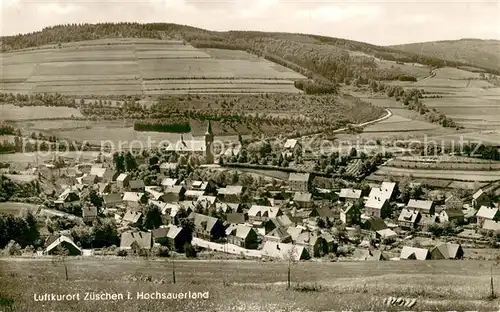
[205,120,214,164]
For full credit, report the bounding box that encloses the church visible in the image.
[164,120,214,164]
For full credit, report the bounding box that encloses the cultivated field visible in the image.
[374,166,500,182]
[0,39,306,96]
[0,202,39,216]
[0,104,83,121]
[0,258,499,311]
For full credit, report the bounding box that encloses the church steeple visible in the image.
[205,120,214,164]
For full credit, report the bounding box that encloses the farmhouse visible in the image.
[376,228,397,240]
[400,246,430,260]
[472,189,491,208]
[419,214,438,230]
[188,212,225,241]
[226,224,258,249]
[216,202,242,214]
[430,243,464,260]
[264,215,293,234]
[296,231,327,257]
[476,206,500,227]
[45,235,82,256]
[339,188,362,202]
[120,231,152,250]
[90,167,118,182]
[185,190,206,201]
[406,199,435,216]
[361,217,388,232]
[122,192,146,205]
[288,173,311,192]
[309,206,335,219]
[248,205,283,222]
[152,225,189,251]
[261,242,309,261]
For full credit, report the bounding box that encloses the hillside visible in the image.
[390,39,500,72]
[3,23,498,86]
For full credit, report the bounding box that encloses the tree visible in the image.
[349,147,357,157]
[113,152,125,173]
[185,243,197,258]
[180,218,195,243]
[124,152,138,172]
[143,205,163,230]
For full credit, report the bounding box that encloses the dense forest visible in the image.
[2,23,499,86]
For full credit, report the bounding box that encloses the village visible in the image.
[1,121,499,263]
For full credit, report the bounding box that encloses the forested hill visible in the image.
[2,23,499,84]
[390,39,500,72]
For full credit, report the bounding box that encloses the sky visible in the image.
[1,0,499,46]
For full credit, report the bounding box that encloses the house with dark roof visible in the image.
[226,224,258,249]
[226,213,246,224]
[96,182,111,195]
[472,189,491,208]
[163,185,186,202]
[264,215,293,234]
[400,246,430,260]
[129,179,145,192]
[82,206,98,223]
[430,243,464,260]
[188,212,225,241]
[152,225,189,251]
[103,193,123,208]
[288,173,311,192]
[398,209,421,229]
[264,227,293,243]
[309,206,335,219]
[361,217,388,232]
[445,195,464,211]
[439,209,464,223]
[407,199,435,216]
[45,235,82,256]
[54,188,80,209]
[120,231,152,250]
[296,231,327,257]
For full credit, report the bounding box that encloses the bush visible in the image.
[5,240,22,256]
[184,243,197,258]
[116,249,127,257]
[153,246,170,257]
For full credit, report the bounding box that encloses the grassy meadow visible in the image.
[0,258,499,311]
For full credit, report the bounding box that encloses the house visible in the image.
[248,205,283,222]
[430,243,464,260]
[368,182,396,202]
[340,202,361,226]
[82,174,98,186]
[122,210,143,226]
[287,226,306,242]
[145,188,168,202]
[264,215,293,234]
[163,185,186,202]
[217,185,244,203]
[129,179,145,192]
[361,217,388,232]
[159,163,179,175]
[120,231,152,250]
[292,192,313,208]
[353,249,386,261]
[161,177,180,189]
[122,192,146,206]
[152,225,189,251]
[90,167,118,182]
[339,188,362,202]
[296,231,327,257]
[216,202,242,214]
[476,206,500,227]
[375,228,397,240]
[264,227,293,243]
[116,173,130,189]
[188,212,225,241]
[364,196,391,219]
[321,231,338,253]
[284,138,300,151]
[419,215,438,230]
[54,188,80,209]
[309,206,335,219]
[261,242,309,261]
[184,190,206,201]
[190,180,215,193]
[398,209,421,229]
[407,199,435,216]
[400,246,430,260]
[82,206,98,223]
[445,195,464,210]
[226,224,258,249]
[482,219,500,232]
[472,189,491,208]
[226,213,246,224]
[197,195,218,211]
[96,182,111,195]
[103,193,123,209]
[288,173,311,192]
[439,209,464,223]
[45,235,82,256]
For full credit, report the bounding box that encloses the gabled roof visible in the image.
[145,188,165,201]
[103,193,122,204]
[430,243,462,259]
[266,227,292,241]
[284,139,299,149]
[116,173,129,182]
[129,180,145,189]
[288,173,310,182]
[226,213,246,224]
[365,196,388,210]
[185,190,205,198]
[197,195,217,205]
[407,199,434,212]
[226,224,254,239]
[165,185,185,195]
[445,195,463,204]
[122,192,145,203]
[363,217,388,231]
[261,242,307,261]
[123,210,142,224]
[216,202,240,213]
[165,139,206,152]
[440,209,464,218]
[161,177,179,187]
[376,228,397,238]
[248,205,282,218]
[188,212,220,233]
[339,188,362,199]
[45,235,82,255]
[400,246,429,260]
[483,219,500,231]
[420,215,437,226]
[120,231,151,249]
[82,206,98,218]
[368,182,395,201]
[293,192,312,202]
[476,206,499,219]
[311,206,334,218]
[217,185,244,196]
[473,189,486,199]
